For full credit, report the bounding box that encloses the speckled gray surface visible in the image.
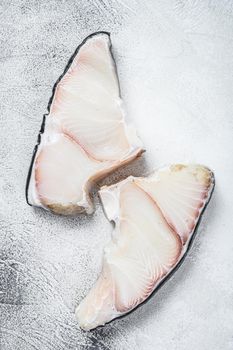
[0,1,233,349]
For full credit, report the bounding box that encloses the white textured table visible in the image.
[0,1,232,349]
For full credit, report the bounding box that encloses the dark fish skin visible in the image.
[88,172,215,331]
[25,114,46,205]
[25,31,113,206]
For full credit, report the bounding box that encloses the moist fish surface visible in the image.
[76,164,214,330]
[26,32,143,215]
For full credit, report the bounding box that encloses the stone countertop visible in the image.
[0,1,232,349]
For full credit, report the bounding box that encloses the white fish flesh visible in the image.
[76,164,214,330]
[26,32,143,215]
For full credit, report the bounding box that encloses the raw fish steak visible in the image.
[76,164,214,330]
[26,32,143,215]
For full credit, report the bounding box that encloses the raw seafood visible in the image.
[76,164,214,330]
[26,32,143,215]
